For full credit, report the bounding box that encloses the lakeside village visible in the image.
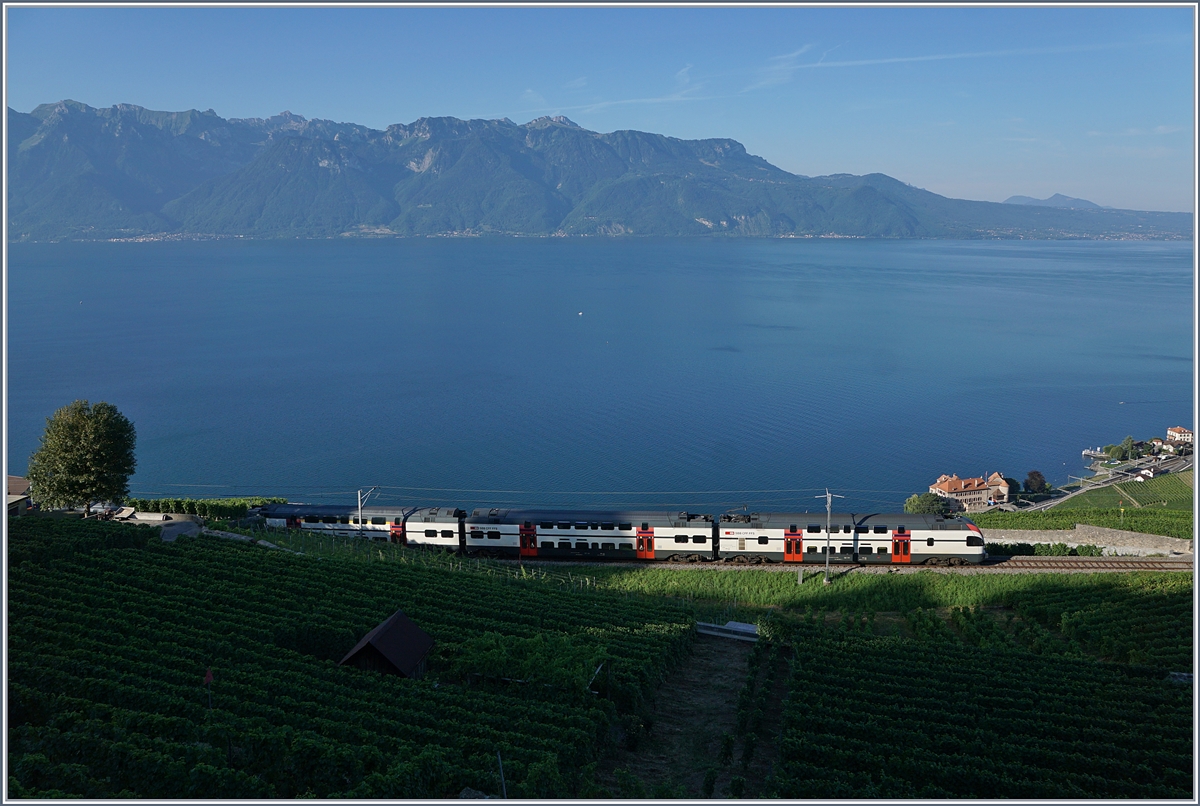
[910,425,1193,515]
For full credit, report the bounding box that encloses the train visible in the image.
[259,503,987,566]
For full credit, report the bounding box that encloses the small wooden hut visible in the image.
[339,609,435,679]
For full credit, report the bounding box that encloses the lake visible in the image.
[5,238,1193,514]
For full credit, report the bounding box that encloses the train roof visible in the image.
[721,512,975,527]
[259,504,465,518]
[467,508,711,527]
[259,503,977,529]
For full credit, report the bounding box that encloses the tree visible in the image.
[1119,435,1139,460]
[26,400,136,515]
[1024,470,1048,494]
[904,492,955,515]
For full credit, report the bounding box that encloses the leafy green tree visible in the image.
[904,493,955,515]
[26,401,136,516]
[1120,435,1139,460]
[1024,470,1048,494]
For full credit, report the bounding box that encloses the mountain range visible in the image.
[6,100,1192,241]
[1003,193,1104,209]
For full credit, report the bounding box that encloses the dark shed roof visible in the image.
[339,609,435,679]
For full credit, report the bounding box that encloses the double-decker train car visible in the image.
[259,503,986,565]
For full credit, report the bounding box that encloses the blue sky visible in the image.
[5,5,1195,212]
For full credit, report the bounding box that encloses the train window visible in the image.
[758,536,769,545]
[576,541,589,550]
[874,525,888,534]
[966,534,984,547]
[470,531,484,539]
[601,522,615,530]
[895,525,906,533]
[576,522,589,530]
[619,523,633,531]
[927,538,935,546]
[807,524,821,533]
[590,522,600,530]
[642,523,649,530]
[321,516,338,524]
[441,530,454,538]
[555,541,570,549]
[620,543,635,551]
[675,536,689,543]
[601,543,615,550]
[855,526,868,534]
[424,529,438,538]
[304,516,319,523]
[371,517,386,525]
[808,546,818,553]
[488,531,501,540]
[878,546,889,554]
[394,518,402,526]
[843,525,853,533]
[790,524,798,533]
[541,541,554,549]
[540,522,554,530]
[339,516,350,525]
[840,546,853,554]
[558,522,571,530]
[693,536,707,544]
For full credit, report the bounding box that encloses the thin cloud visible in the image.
[564,77,587,90]
[744,40,1133,92]
[675,64,693,86]
[743,44,815,91]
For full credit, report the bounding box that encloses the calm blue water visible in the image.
[6,238,1193,514]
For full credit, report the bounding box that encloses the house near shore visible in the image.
[1166,426,1193,444]
[930,472,1010,512]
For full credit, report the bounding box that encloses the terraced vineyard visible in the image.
[766,623,1193,799]
[1052,470,1194,512]
[971,507,1193,539]
[7,518,694,798]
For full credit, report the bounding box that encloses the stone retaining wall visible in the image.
[980,525,1192,556]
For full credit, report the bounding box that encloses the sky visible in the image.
[4,4,1196,212]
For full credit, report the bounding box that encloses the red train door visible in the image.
[891,529,911,564]
[636,524,655,560]
[519,521,538,558]
[390,520,406,545]
[784,525,803,563]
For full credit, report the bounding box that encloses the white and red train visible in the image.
[259,504,987,565]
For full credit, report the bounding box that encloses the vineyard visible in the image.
[1055,471,1194,512]
[7,518,695,798]
[765,621,1193,798]
[587,562,1194,797]
[970,507,1193,540]
[7,517,1195,799]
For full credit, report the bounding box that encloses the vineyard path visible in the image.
[594,633,789,798]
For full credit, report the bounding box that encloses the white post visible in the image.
[357,487,377,539]
[816,489,844,585]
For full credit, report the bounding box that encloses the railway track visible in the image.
[983,555,1194,573]
[514,555,1193,573]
